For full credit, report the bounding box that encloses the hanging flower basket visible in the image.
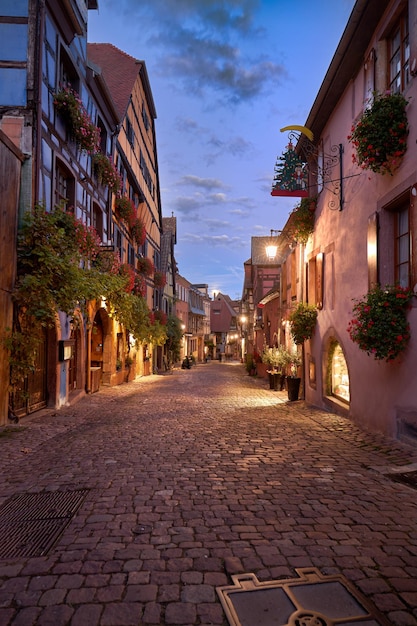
[137,256,154,276]
[288,302,318,344]
[347,284,413,361]
[154,271,167,288]
[130,217,146,246]
[93,153,122,194]
[74,220,101,261]
[348,92,409,176]
[115,196,135,222]
[54,87,100,154]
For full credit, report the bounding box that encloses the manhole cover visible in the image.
[0,489,89,558]
[388,470,417,490]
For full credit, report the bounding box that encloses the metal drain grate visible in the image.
[388,470,417,490]
[0,489,89,559]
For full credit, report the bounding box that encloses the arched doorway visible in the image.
[90,309,106,392]
[328,340,350,404]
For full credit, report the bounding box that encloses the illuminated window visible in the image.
[330,343,350,404]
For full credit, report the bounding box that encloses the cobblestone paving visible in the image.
[0,361,416,625]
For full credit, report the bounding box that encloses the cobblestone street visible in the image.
[0,361,416,625]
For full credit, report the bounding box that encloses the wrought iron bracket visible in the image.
[282,131,361,211]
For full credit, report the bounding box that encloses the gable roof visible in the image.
[87,43,157,122]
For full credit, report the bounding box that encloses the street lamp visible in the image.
[265,229,282,260]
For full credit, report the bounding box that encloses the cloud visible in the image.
[122,0,261,34]
[204,218,232,231]
[205,134,254,164]
[174,196,203,215]
[159,43,286,102]
[116,0,286,103]
[229,208,250,217]
[179,175,228,190]
[180,232,247,249]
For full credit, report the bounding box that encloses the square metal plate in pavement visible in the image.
[216,567,392,626]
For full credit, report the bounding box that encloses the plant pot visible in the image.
[286,377,301,401]
[268,371,282,390]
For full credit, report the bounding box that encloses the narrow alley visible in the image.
[0,361,416,626]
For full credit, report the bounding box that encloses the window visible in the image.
[59,48,79,91]
[92,203,103,240]
[140,151,154,195]
[396,205,410,287]
[55,160,75,211]
[126,117,134,148]
[128,244,135,267]
[96,116,108,155]
[330,343,350,404]
[389,10,410,93]
[142,102,150,131]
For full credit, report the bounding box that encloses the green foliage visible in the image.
[348,92,408,175]
[245,353,256,373]
[290,197,316,244]
[165,315,183,364]
[347,284,413,361]
[6,205,160,387]
[288,302,318,344]
[261,345,292,372]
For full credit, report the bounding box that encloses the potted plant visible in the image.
[286,352,302,401]
[288,302,318,345]
[347,284,413,361]
[348,91,409,176]
[263,346,291,390]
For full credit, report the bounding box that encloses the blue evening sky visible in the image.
[89,0,355,299]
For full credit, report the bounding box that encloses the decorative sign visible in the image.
[271,142,309,197]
